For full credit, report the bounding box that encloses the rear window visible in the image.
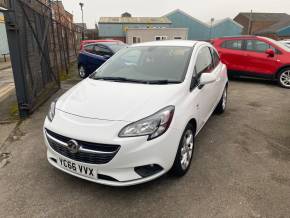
[221,40,243,50]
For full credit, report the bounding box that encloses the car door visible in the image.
[243,39,278,76]
[91,44,113,70]
[219,39,248,72]
[190,46,217,129]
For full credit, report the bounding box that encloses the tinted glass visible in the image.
[195,47,213,75]
[222,40,243,50]
[102,42,127,53]
[91,46,192,83]
[245,40,275,53]
[94,45,113,56]
[211,48,220,67]
[84,44,94,53]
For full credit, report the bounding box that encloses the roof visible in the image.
[206,17,244,28]
[236,12,289,21]
[131,40,198,47]
[75,23,87,29]
[99,17,171,24]
[256,16,290,34]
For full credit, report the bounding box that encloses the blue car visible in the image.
[78,40,127,78]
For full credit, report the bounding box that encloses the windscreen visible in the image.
[91,46,192,83]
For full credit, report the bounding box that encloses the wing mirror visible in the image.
[199,73,217,86]
[265,49,275,57]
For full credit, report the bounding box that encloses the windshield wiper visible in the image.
[93,76,147,84]
[146,80,181,84]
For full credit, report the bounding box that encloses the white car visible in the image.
[280,40,290,48]
[43,40,228,186]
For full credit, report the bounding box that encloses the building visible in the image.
[234,12,289,35]
[165,9,243,40]
[98,15,172,42]
[126,28,188,44]
[0,12,9,59]
[51,1,73,29]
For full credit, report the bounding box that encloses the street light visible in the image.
[209,17,214,40]
[79,2,84,40]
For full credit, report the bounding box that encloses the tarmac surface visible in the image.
[0,78,289,218]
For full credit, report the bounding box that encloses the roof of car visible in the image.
[131,40,198,47]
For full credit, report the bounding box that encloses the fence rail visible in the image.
[3,0,81,118]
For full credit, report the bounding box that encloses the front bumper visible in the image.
[43,110,181,186]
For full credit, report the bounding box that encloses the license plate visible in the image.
[58,157,97,179]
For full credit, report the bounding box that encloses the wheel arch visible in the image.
[276,65,290,78]
[187,118,197,136]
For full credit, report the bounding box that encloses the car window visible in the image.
[94,45,113,56]
[210,48,220,68]
[245,40,275,53]
[84,44,94,53]
[222,40,243,50]
[194,47,213,76]
[92,46,192,83]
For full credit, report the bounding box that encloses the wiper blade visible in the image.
[146,80,181,84]
[94,77,147,83]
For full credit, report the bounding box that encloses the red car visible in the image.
[79,39,124,51]
[211,36,290,88]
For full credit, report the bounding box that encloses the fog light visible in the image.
[134,164,163,178]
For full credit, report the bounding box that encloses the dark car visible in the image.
[78,40,127,78]
[212,36,290,88]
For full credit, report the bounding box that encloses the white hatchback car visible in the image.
[43,40,228,186]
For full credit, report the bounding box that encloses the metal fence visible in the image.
[2,0,81,118]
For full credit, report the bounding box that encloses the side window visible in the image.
[84,44,94,53]
[222,40,243,50]
[210,48,220,68]
[245,40,275,53]
[93,45,113,56]
[194,47,213,76]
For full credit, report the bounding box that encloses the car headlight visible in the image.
[47,99,57,122]
[119,106,175,140]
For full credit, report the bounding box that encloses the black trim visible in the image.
[228,70,276,80]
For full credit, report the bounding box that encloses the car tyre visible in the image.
[170,123,195,177]
[78,65,86,79]
[214,86,227,114]
[278,68,290,89]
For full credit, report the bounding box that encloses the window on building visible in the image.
[222,40,243,50]
[133,36,141,44]
[155,36,168,41]
[174,36,182,40]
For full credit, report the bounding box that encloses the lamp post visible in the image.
[79,2,84,40]
[209,18,214,40]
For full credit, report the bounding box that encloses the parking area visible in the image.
[0,78,289,217]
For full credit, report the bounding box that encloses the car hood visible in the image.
[56,78,185,122]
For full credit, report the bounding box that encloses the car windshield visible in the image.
[266,38,290,52]
[90,46,192,84]
[103,42,127,52]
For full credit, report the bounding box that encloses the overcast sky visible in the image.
[62,0,290,28]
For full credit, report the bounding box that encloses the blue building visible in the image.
[98,16,172,42]
[0,12,9,57]
[165,9,243,40]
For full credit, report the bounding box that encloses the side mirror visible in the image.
[265,49,275,57]
[199,73,217,86]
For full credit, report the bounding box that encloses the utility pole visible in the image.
[79,2,84,40]
[248,10,253,35]
[209,18,214,40]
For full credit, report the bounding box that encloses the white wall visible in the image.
[126,28,188,45]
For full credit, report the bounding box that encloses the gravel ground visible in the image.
[0,78,289,218]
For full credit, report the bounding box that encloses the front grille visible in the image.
[46,129,120,164]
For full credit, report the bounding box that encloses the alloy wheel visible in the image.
[180,129,194,170]
[280,70,290,88]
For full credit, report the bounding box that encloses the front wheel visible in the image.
[214,86,227,114]
[278,69,290,89]
[78,65,86,79]
[170,123,195,177]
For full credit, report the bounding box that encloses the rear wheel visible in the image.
[214,86,227,114]
[278,68,290,89]
[170,123,195,177]
[78,65,86,79]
